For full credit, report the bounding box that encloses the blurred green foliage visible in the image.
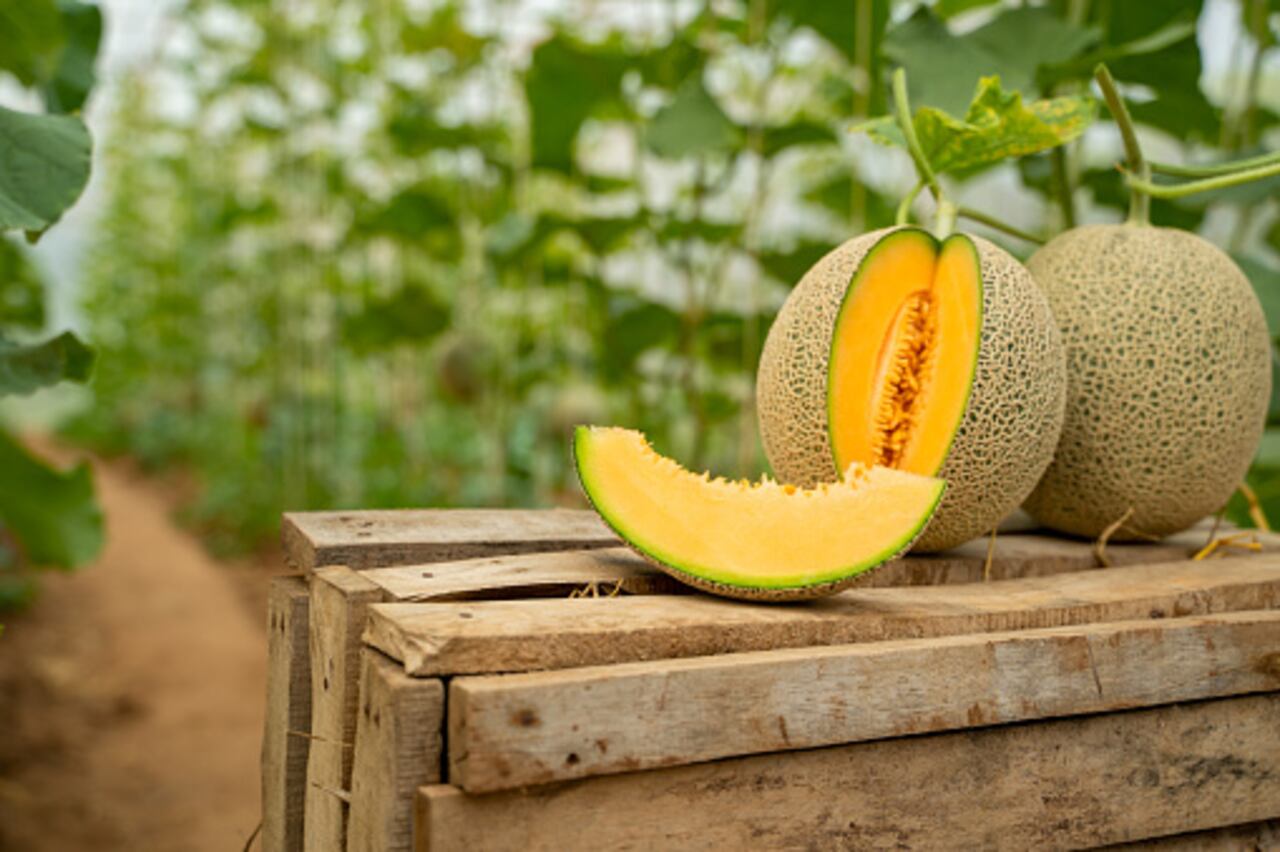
[0,0,103,608]
[64,0,1280,554]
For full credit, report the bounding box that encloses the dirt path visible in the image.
[0,450,270,852]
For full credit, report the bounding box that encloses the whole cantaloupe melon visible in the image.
[757,226,1067,552]
[1023,223,1271,539]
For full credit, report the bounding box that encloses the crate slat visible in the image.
[368,553,1280,676]
[416,692,1280,851]
[304,567,383,852]
[262,576,312,852]
[282,509,617,571]
[448,609,1280,792]
[348,650,444,852]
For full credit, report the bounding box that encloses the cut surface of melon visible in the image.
[828,229,982,477]
[574,426,944,599]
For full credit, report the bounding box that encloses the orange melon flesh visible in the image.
[574,426,944,598]
[828,229,982,477]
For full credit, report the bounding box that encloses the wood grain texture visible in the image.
[357,528,1234,604]
[368,553,1280,676]
[281,509,617,571]
[448,610,1280,792]
[262,577,312,852]
[348,650,444,852]
[417,693,1280,852]
[303,568,384,852]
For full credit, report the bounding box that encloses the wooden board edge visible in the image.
[262,576,311,852]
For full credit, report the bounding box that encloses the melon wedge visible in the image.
[574,426,945,601]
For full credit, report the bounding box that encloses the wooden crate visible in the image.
[263,511,1280,852]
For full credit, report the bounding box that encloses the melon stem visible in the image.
[1150,149,1280,178]
[896,180,925,226]
[891,69,947,214]
[1125,159,1280,198]
[1093,64,1150,226]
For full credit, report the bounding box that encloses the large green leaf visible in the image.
[759,241,832,285]
[646,74,740,160]
[342,286,451,353]
[0,236,45,328]
[1233,253,1280,339]
[883,7,1098,113]
[0,105,92,232]
[761,120,838,156]
[601,298,681,379]
[41,0,102,113]
[525,35,627,173]
[0,429,102,568]
[859,77,1096,175]
[0,329,93,395]
[0,0,64,88]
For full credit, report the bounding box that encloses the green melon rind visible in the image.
[824,228,983,486]
[1023,224,1271,539]
[757,226,1065,553]
[572,426,945,602]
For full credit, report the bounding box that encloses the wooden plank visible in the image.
[348,650,444,852]
[360,548,679,602]
[357,526,1255,603]
[304,567,384,852]
[261,577,312,852]
[416,692,1280,851]
[448,609,1280,792]
[367,553,1280,676]
[281,509,617,571]
[1108,819,1280,849]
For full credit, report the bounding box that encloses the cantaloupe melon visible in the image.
[1023,224,1271,539]
[574,426,944,600]
[757,226,1066,552]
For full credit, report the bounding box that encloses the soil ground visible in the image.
[0,449,278,852]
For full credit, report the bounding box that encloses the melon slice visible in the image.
[574,426,944,601]
[828,229,981,476]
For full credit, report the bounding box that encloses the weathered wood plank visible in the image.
[1107,819,1280,849]
[356,526,1259,603]
[416,693,1280,851]
[348,650,444,852]
[368,553,1280,676]
[262,577,312,852]
[448,609,1280,792]
[281,509,617,571]
[303,568,384,852]
[360,548,680,602]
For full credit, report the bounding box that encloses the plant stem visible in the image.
[1050,145,1077,229]
[956,206,1045,244]
[891,68,942,202]
[892,67,953,236]
[1150,150,1280,178]
[896,181,924,226]
[1126,159,1280,198]
[1093,64,1149,226]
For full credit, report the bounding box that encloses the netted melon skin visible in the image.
[756,227,1067,552]
[1023,224,1271,539]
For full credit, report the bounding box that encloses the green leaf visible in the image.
[858,77,1096,175]
[342,286,451,353]
[525,35,627,173]
[0,0,64,88]
[0,105,92,233]
[0,236,45,328]
[935,0,1001,19]
[646,74,740,160]
[0,429,102,568]
[761,120,837,156]
[602,298,681,379]
[41,0,102,113]
[759,242,832,285]
[0,329,93,395]
[966,8,1100,90]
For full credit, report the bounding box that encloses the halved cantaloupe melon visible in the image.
[758,226,1066,552]
[574,426,944,601]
